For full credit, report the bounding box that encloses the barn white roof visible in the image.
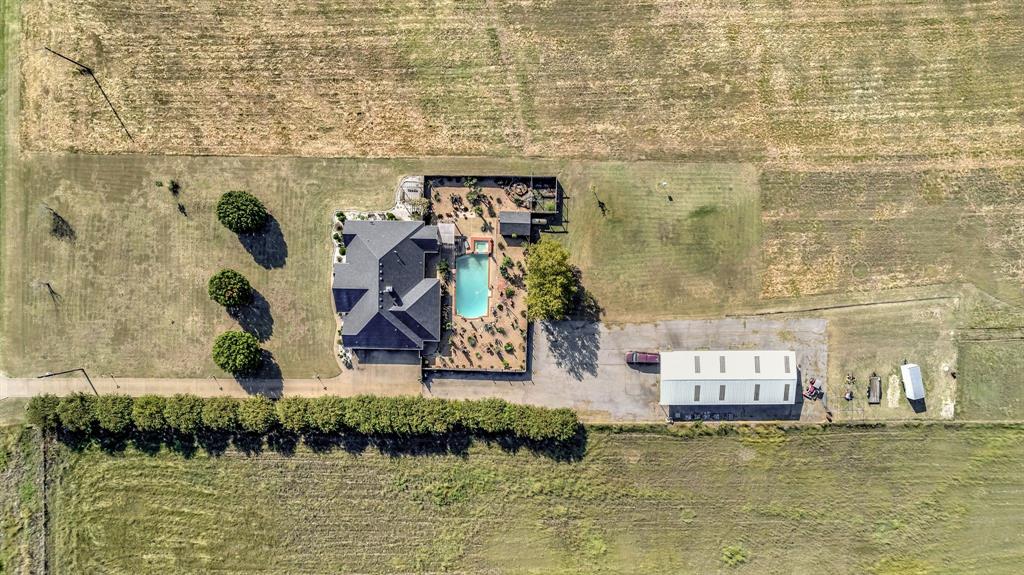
[659,350,798,405]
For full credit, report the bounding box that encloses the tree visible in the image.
[306,396,347,433]
[525,238,578,320]
[57,393,96,432]
[238,395,276,434]
[94,394,134,434]
[212,331,262,374]
[163,394,204,434]
[26,394,61,431]
[207,269,253,307]
[216,190,269,233]
[132,395,166,432]
[276,397,309,433]
[201,397,238,432]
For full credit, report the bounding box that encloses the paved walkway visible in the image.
[1,319,829,423]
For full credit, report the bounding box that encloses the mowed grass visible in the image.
[18,0,1024,163]
[44,426,1024,574]
[0,156,761,377]
[957,342,1024,421]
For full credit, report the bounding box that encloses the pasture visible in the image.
[19,1,1024,165]
[33,425,1024,574]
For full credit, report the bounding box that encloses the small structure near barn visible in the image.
[868,372,882,404]
[499,210,532,237]
[659,350,799,407]
[900,363,925,400]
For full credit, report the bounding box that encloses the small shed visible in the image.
[900,363,925,400]
[499,211,532,237]
[438,222,458,246]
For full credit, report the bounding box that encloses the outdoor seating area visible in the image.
[423,177,531,372]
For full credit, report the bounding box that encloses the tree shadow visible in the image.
[232,432,265,456]
[234,350,284,397]
[229,290,274,342]
[266,429,300,455]
[196,429,232,456]
[542,320,600,381]
[484,425,588,462]
[237,215,288,269]
[303,432,370,455]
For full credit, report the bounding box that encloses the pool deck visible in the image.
[423,179,529,372]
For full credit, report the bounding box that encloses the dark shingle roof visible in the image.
[332,221,440,351]
[499,211,532,236]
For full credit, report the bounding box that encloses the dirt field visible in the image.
[30,425,1024,574]
[19,1,1024,163]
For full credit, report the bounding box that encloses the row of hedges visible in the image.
[26,394,580,443]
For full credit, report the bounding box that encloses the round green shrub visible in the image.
[201,397,239,431]
[275,397,309,433]
[57,393,95,432]
[216,190,269,233]
[132,395,166,432]
[94,394,134,434]
[212,331,262,374]
[26,394,61,431]
[207,269,253,307]
[163,394,204,434]
[238,395,277,434]
[306,396,347,433]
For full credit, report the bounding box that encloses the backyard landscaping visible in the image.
[424,177,530,372]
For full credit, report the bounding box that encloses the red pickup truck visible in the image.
[625,351,660,364]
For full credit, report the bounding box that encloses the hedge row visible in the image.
[26,394,580,443]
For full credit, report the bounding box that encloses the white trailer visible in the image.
[900,363,925,400]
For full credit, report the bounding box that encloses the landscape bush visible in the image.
[163,394,204,434]
[26,394,60,430]
[26,395,581,445]
[57,393,95,432]
[94,395,134,434]
[275,397,309,433]
[132,396,166,432]
[207,269,253,307]
[212,330,262,374]
[216,190,269,233]
[202,397,239,432]
[237,395,276,434]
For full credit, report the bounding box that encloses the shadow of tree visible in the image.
[237,215,287,269]
[51,424,588,462]
[228,290,274,342]
[542,320,600,381]
[234,350,283,397]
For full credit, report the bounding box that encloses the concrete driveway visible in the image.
[425,317,828,422]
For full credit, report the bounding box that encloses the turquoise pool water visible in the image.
[455,254,489,318]
[474,240,490,254]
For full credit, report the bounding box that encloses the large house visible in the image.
[332,220,441,352]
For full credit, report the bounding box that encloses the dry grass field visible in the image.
[19,1,1024,164]
[30,425,1024,574]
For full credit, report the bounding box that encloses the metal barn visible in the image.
[659,350,799,406]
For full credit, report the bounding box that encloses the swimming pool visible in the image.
[455,254,489,319]
[474,240,490,254]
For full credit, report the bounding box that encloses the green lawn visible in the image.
[36,425,1024,574]
[0,156,763,377]
[957,342,1024,420]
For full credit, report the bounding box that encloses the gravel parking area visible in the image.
[426,317,828,422]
